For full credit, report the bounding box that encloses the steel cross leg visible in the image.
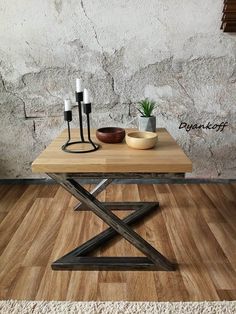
[48,173,175,271]
[74,178,113,211]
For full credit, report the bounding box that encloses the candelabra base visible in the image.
[62,141,99,154]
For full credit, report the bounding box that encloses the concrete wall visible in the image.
[0,0,235,178]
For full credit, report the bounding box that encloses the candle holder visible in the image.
[61,91,99,153]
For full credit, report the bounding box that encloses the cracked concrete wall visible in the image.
[0,0,235,178]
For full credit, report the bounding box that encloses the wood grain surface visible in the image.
[32,128,192,174]
[0,183,235,301]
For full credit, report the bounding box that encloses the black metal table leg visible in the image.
[48,173,175,271]
[74,178,113,211]
[52,257,159,270]
[78,201,158,211]
[52,202,158,268]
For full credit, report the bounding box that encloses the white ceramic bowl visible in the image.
[125,131,158,150]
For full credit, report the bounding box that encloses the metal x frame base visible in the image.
[48,173,175,271]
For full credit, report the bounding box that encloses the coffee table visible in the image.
[32,128,192,271]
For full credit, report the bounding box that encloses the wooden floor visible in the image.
[0,183,235,301]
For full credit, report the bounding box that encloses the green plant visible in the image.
[137,98,156,117]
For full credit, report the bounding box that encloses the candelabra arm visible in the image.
[86,113,97,149]
[67,121,71,142]
[78,102,84,142]
[76,92,85,142]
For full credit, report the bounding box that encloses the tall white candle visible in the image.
[83,88,90,104]
[64,99,72,111]
[76,78,83,92]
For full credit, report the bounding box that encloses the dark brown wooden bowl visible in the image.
[96,127,125,143]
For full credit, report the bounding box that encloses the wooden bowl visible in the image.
[126,131,158,149]
[96,127,125,143]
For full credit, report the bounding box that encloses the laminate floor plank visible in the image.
[36,200,83,300]
[205,262,236,290]
[0,183,235,301]
[159,191,220,300]
[37,186,103,300]
[200,184,236,231]
[67,271,99,301]
[126,271,158,301]
[0,212,8,224]
[98,283,127,301]
[0,287,8,299]
[0,185,12,200]
[208,222,236,270]
[185,184,226,223]
[170,184,228,264]
[217,289,236,300]
[22,185,72,268]
[7,267,44,300]
[154,183,170,194]
[0,185,42,255]
[66,185,102,301]
[218,184,236,205]
[153,271,190,301]
[153,185,189,301]
[126,185,167,301]
[37,184,59,198]
[35,268,71,301]
[147,184,176,261]
[0,185,28,213]
[0,198,53,289]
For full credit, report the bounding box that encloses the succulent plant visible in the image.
[137,98,156,117]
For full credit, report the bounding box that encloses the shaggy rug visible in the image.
[0,300,235,314]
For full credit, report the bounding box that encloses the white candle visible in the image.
[83,88,90,104]
[64,99,72,111]
[76,78,83,92]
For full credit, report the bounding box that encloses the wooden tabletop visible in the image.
[32,128,192,174]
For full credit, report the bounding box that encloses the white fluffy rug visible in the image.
[0,300,235,314]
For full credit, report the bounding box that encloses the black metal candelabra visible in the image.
[61,91,99,153]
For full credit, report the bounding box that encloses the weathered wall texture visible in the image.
[0,0,235,178]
